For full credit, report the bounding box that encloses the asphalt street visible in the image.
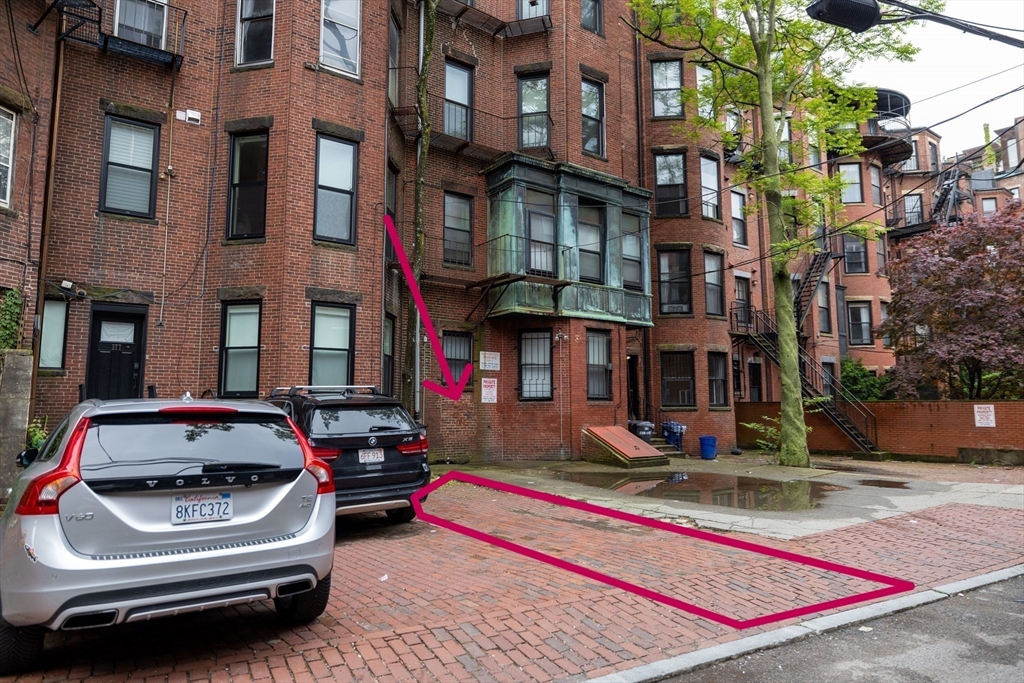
[667,576,1024,683]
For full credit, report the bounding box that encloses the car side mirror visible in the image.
[16,448,39,468]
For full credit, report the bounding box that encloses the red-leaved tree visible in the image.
[881,200,1024,399]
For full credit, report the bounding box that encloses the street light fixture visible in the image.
[806,0,1024,48]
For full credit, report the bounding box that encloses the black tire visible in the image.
[274,573,331,624]
[0,617,44,676]
[386,506,416,523]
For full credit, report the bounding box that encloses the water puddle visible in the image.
[857,479,910,489]
[554,471,847,511]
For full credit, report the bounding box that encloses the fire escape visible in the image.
[32,0,187,70]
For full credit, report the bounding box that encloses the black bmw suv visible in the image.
[267,386,429,522]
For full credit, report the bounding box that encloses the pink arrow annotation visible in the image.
[384,215,473,401]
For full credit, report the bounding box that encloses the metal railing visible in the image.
[867,116,911,137]
[102,0,187,62]
[483,233,572,280]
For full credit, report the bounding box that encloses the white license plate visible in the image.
[171,492,233,525]
[358,448,385,464]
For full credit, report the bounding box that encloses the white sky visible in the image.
[849,0,1024,157]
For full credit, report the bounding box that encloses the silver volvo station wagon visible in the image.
[0,398,337,675]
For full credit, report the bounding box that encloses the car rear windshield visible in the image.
[311,405,417,436]
[79,413,303,480]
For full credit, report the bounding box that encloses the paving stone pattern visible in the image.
[2,488,1021,683]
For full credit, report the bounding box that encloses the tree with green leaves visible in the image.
[629,0,939,466]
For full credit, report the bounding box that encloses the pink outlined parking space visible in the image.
[413,472,915,629]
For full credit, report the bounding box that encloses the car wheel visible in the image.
[0,617,44,676]
[386,506,416,523]
[274,573,331,624]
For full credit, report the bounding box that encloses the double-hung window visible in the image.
[442,331,473,385]
[654,154,687,215]
[444,62,472,141]
[700,155,720,219]
[708,352,728,407]
[443,192,472,266]
[586,330,612,399]
[321,0,360,75]
[116,0,168,49]
[102,117,159,218]
[237,0,274,65]
[903,140,919,171]
[847,302,872,345]
[838,163,862,204]
[876,237,887,275]
[661,351,694,407]
[387,16,400,106]
[880,302,891,347]
[220,302,260,397]
[903,193,923,225]
[734,276,750,326]
[651,61,682,118]
[314,135,357,243]
[310,303,353,385]
[777,116,792,164]
[695,64,713,118]
[621,213,643,290]
[658,250,691,314]
[870,166,882,205]
[581,79,604,156]
[519,75,550,148]
[1007,139,1019,168]
[519,330,552,400]
[577,200,604,283]
[818,281,831,333]
[0,107,14,207]
[227,132,267,238]
[39,300,68,369]
[704,251,725,316]
[526,189,556,276]
[731,190,747,245]
[519,0,549,18]
[383,314,395,395]
[982,198,997,215]
[843,235,867,273]
[581,0,602,33]
[929,142,939,172]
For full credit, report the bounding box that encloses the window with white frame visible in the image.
[102,117,159,218]
[586,330,611,399]
[519,329,552,400]
[777,115,792,164]
[838,163,862,204]
[695,65,713,118]
[847,301,872,345]
[621,213,643,290]
[876,237,886,275]
[870,165,882,205]
[444,61,472,141]
[704,251,725,316]
[731,190,747,245]
[581,79,604,156]
[314,135,357,243]
[1007,138,1019,168]
[310,303,353,385]
[321,0,360,75]
[220,302,260,397]
[902,140,919,171]
[817,281,831,333]
[237,0,274,65]
[519,0,549,18]
[700,155,720,219]
[39,300,68,369]
[880,302,891,347]
[0,107,13,207]
[117,0,168,49]
[982,197,997,215]
[443,192,472,266]
[651,61,682,117]
[577,199,604,283]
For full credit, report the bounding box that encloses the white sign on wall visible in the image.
[974,404,996,428]
[479,351,500,371]
[481,378,498,403]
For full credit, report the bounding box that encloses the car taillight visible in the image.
[288,417,335,495]
[397,434,429,456]
[309,446,341,461]
[16,418,88,516]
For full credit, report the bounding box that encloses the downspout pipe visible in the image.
[414,0,425,419]
[28,30,65,421]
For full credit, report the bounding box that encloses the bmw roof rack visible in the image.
[269,385,382,398]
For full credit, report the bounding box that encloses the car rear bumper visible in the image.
[333,469,430,515]
[0,493,335,629]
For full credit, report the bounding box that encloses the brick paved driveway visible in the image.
[3,477,1022,683]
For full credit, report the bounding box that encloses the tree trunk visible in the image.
[754,43,810,468]
[401,0,437,415]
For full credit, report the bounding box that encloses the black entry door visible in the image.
[748,362,762,402]
[86,309,146,400]
[626,355,640,420]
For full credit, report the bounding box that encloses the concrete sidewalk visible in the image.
[4,457,1022,683]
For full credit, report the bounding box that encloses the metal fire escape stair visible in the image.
[740,309,880,453]
[930,166,965,224]
[792,250,839,327]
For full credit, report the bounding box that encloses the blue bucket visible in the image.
[698,435,717,460]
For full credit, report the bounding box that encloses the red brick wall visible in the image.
[736,401,1024,458]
